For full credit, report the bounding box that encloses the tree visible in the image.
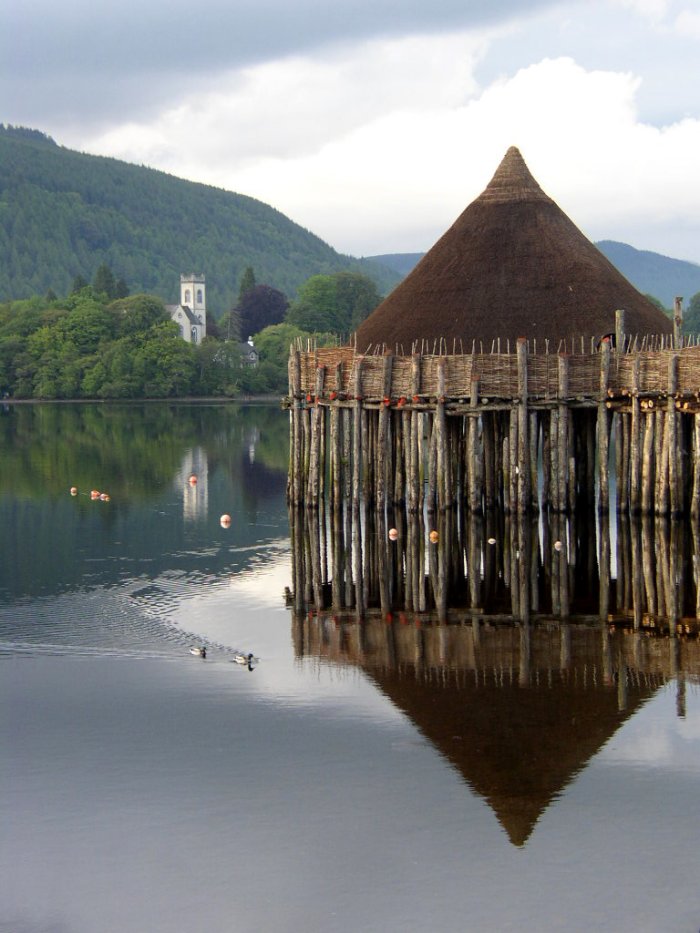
[93,263,116,299]
[644,294,669,315]
[685,292,700,334]
[286,272,382,335]
[109,294,168,336]
[71,274,88,294]
[238,266,256,303]
[114,277,130,299]
[238,285,289,339]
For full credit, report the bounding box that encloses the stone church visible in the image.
[166,273,207,344]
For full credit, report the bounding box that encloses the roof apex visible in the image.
[479,145,551,204]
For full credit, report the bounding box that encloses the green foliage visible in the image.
[644,294,670,314]
[685,292,700,334]
[0,130,400,315]
[238,265,256,303]
[108,294,169,337]
[286,271,382,335]
[93,262,117,299]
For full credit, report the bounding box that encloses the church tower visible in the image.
[176,273,207,344]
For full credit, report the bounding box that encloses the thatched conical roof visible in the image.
[355,147,672,351]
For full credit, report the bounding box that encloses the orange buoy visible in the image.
[90,490,100,500]
[388,528,398,541]
[220,514,232,527]
[429,530,439,544]
[188,473,198,485]
[70,487,78,496]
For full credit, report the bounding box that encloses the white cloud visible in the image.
[674,8,700,37]
[76,32,700,260]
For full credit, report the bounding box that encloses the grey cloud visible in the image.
[2,0,560,130]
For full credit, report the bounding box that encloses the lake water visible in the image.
[2,402,700,933]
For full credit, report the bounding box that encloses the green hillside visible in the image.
[0,126,399,315]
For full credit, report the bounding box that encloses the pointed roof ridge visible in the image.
[478,145,552,204]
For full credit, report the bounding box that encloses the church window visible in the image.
[191,327,199,344]
[184,289,191,304]
[197,289,203,304]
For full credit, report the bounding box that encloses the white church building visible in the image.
[166,273,207,344]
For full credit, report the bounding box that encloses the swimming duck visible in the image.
[232,652,255,666]
[189,646,207,658]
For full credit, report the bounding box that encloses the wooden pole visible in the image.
[597,338,612,512]
[630,353,641,513]
[673,296,683,349]
[376,354,393,511]
[352,357,363,512]
[668,353,681,515]
[516,338,529,513]
[557,353,569,513]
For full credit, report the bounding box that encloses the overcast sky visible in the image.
[3,0,700,262]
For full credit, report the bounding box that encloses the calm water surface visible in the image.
[1,403,700,933]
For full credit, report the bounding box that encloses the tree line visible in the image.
[0,265,383,400]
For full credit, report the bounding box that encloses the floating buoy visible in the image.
[220,514,232,527]
[99,493,109,501]
[70,487,78,496]
[388,528,398,541]
[90,490,100,500]
[429,530,439,544]
[487,537,497,545]
[554,540,563,551]
[188,473,198,485]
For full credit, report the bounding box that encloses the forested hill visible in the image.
[0,126,399,314]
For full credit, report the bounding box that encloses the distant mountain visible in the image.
[595,241,700,311]
[0,125,400,314]
[370,243,700,312]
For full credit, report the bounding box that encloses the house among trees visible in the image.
[239,337,259,367]
[166,273,207,344]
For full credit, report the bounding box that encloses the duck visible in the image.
[189,645,207,658]
[232,652,255,666]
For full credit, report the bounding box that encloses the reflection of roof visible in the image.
[294,616,672,846]
[369,662,653,846]
[355,147,672,352]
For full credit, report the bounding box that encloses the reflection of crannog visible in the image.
[293,609,695,845]
[177,448,209,521]
[289,505,700,632]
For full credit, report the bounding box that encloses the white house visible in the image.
[166,273,207,344]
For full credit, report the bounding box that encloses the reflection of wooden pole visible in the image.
[630,516,643,629]
[331,507,343,610]
[641,516,656,616]
[599,510,611,620]
[519,622,530,687]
